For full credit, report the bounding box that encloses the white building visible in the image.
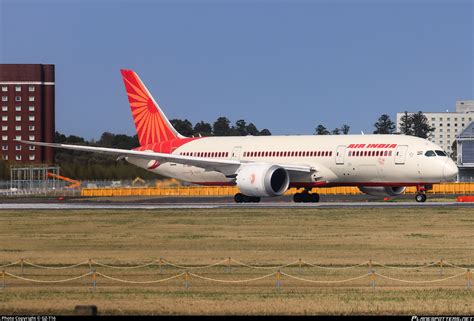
[456,121,474,182]
[396,100,474,153]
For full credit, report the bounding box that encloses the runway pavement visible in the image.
[0,201,473,210]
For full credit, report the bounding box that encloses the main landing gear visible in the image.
[415,185,427,203]
[234,193,261,203]
[293,190,320,203]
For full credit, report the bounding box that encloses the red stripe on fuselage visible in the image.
[190,181,435,188]
[290,182,435,188]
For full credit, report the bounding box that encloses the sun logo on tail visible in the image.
[121,70,178,146]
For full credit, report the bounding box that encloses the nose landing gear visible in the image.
[415,185,427,203]
[415,193,427,203]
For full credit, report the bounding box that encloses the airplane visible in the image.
[18,69,459,203]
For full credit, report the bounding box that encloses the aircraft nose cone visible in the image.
[443,161,458,181]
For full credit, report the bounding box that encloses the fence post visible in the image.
[159,257,164,274]
[92,270,96,291]
[298,258,303,273]
[184,271,189,289]
[439,258,444,276]
[275,270,281,290]
[467,268,472,290]
[20,258,24,275]
[371,270,376,288]
[225,257,232,273]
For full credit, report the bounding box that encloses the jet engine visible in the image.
[236,164,290,197]
[358,186,406,197]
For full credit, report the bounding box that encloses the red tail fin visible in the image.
[120,69,184,146]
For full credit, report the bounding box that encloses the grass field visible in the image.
[0,207,472,315]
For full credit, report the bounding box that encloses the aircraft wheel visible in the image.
[415,193,427,203]
[311,193,320,203]
[234,193,244,203]
[293,193,302,203]
[251,197,261,203]
[301,192,311,203]
[243,195,252,203]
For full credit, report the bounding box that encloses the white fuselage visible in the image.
[127,134,458,187]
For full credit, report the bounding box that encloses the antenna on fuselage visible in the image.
[361,131,365,135]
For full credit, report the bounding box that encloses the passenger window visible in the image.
[424,150,436,157]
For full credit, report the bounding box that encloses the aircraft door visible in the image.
[335,145,346,165]
[394,145,408,164]
[231,146,242,160]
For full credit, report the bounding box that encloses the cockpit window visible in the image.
[424,150,436,157]
[435,150,447,157]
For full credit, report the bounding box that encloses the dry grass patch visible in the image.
[0,207,472,314]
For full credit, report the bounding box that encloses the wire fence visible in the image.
[0,258,471,290]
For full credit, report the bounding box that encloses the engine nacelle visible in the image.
[236,164,290,197]
[358,186,406,197]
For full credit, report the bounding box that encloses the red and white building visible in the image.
[0,64,55,164]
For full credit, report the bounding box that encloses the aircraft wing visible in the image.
[17,140,314,176]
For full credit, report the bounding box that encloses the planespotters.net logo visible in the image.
[412,317,474,321]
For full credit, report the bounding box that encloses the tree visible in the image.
[373,114,395,134]
[213,117,232,136]
[399,111,414,136]
[55,131,67,143]
[332,128,341,135]
[340,124,350,135]
[98,132,115,147]
[315,124,330,135]
[245,123,259,136]
[450,141,457,162]
[170,119,194,137]
[411,111,435,139]
[234,119,248,136]
[259,128,272,136]
[193,121,212,136]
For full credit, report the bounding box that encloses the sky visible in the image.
[0,0,473,140]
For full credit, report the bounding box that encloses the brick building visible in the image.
[0,64,55,164]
